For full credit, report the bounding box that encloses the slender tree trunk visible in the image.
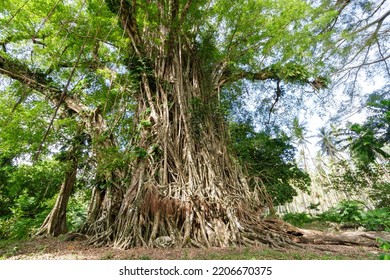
[36,152,78,236]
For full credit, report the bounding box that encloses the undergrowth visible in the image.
[282,200,390,232]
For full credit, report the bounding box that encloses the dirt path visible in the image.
[1,230,388,260]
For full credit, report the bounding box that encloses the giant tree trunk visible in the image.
[82,28,289,247]
[79,0,297,249]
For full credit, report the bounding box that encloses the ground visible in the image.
[1,230,389,260]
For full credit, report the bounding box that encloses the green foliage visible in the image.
[0,160,64,218]
[282,212,312,227]
[289,200,389,233]
[315,200,364,225]
[1,213,47,240]
[328,160,389,209]
[370,182,390,209]
[316,208,342,223]
[377,239,390,260]
[67,190,90,232]
[230,122,310,205]
[335,200,364,223]
[0,219,9,240]
[133,146,148,159]
[348,98,389,165]
[0,193,54,240]
[361,208,390,232]
[0,187,90,239]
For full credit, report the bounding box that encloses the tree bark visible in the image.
[36,149,78,236]
[82,1,292,248]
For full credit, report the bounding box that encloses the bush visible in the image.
[0,160,63,219]
[316,200,364,224]
[314,201,389,232]
[283,212,312,226]
[378,239,390,260]
[335,200,364,223]
[0,218,9,240]
[316,208,342,223]
[0,192,55,240]
[0,211,50,240]
[283,200,389,232]
[0,186,91,240]
[6,216,41,240]
[361,208,390,232]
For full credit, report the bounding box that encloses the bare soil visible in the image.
[1,230,389,260]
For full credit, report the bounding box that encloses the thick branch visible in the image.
[217,63,327,93]
[218,68,278,88]
[0,53,85,114]
[0,55,57,93]
[218,65,319,88]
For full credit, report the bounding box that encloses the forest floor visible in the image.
[1,229,389,260]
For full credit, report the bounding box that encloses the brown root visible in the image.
[296,229,382,247]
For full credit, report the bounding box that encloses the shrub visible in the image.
[0,218,9,240]
[361,208,390,232]
[283,212,312,227]
[316,200,364,224]
[316,208,342,223]
[0,192,55,240]
[282,201,389,233]
[378,239,390,260]
[1,210,50,240]
[335,200,364,223]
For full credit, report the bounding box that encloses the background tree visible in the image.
[348,96,390,165]
[229,122,310,207]
[316,126,342,162]
[328,95,390,208]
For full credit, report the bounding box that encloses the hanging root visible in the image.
[78,45,381,250]
[83,179,306,249]
[81,176,384,250]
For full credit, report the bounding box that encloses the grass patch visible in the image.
[100,252,114,260]
[0,239,22,259]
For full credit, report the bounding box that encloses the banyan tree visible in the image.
[1,0,387,248]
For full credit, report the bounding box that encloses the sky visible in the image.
[304,75,387,154]
[240,69,388,169]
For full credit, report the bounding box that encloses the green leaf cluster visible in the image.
[349,98,390,165]
[229,121,310,205]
